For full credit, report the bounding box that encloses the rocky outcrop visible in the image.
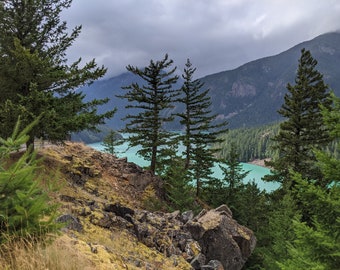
[42,142,256,269]
[82,202,256,270]
[185,205,256,270]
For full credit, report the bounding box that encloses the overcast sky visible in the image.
[62,0,340,78]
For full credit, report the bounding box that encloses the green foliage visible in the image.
[177,59,227,168]
[217,122,280,162]
[235,181,269,231]
[0,0,115,149]
[190,137,217,197]
[0,118,59,243]
[260,192,299,270]
[237,181,273,269]
[204,143,249,209]
[321,92,340,138]
[260,90,340,270]
[0,98,27,142]
[316,92,340,186]
[117,54,179,174]
[276,174,340,269]
[267,49,331,186]
[163,157,196,212]
[176,59,227,197]
[280,219,340,270]
[219,143,250,191]
[101,130,122,155]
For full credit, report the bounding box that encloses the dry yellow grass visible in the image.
[0,229,192,270]
[0,235,96,270]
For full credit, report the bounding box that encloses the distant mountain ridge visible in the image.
[201,31,340,128]
[80,32,340,130]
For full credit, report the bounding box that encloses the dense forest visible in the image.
[217,121,340,163]
[216,122,280,162]
[0,1,339,269]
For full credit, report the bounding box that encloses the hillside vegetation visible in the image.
[217,122,340,164]
[217,122,280,162]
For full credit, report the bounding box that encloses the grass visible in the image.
[0,234,96,270]
[0,229,192,269]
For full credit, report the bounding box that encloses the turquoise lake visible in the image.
[88,141,280,192]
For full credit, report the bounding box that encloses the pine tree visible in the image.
[191,136,217,197]
[117,54,179,174]
[178,59,228,169]
[263,93,340,269]
[0,0,115,149]
[177,59,228,197]
[218,143,250,209]
[204,143,253,215]
[266,49,331,187]
[220,143,249,193]
[236,181,268,230]
[0,118,59,243]
[261,192,299,270]
[276,174,340,269]
[163,157,195,212]
[273,92,340,269]
[101,130,121,156]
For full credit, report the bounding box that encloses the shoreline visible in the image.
[248,158,271,168]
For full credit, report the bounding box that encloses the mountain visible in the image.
[79,32,340,130]
[201,31,340,128]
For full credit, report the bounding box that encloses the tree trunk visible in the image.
[150,145,157,174]
[26,133,35,152]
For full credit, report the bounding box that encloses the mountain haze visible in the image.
[79,32,340,130]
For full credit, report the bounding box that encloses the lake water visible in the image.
[88,141,279,192]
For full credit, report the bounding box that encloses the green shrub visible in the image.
[0,118,59,243]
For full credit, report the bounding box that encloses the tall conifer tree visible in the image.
[0,0,115,149]
[266,49,331,187]
[177,59,228,196]
[118,54,179,174]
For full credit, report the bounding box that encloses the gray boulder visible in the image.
[185,205,256,270]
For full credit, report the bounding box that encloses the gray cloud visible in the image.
[62,0,340,78]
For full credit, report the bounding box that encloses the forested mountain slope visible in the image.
[216,122,280,162]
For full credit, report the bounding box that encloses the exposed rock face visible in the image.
[56,214,83,232]
[230,82,257,97]
[185,205,256,270]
